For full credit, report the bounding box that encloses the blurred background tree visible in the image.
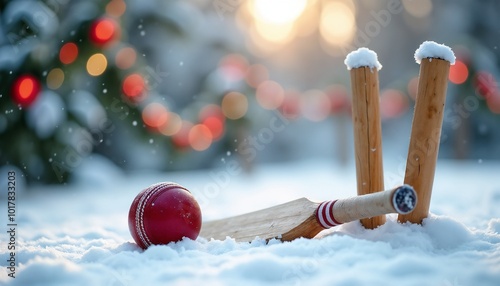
[1,0,499,185]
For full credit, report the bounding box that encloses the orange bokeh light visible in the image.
[59,42,78,64]
[188,124,213,151]
[90,18,118,46]
[12,75,41,107]
[221,91,248,120]
[142,103,168,129]
[122,73,146,99]
[159,112,182,136]
[106,0,126,18]
[449,60,468,85]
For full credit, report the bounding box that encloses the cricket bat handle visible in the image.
[316,185,417,229]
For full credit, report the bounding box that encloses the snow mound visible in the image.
[344,47,382,71]
[414,41,456,64]
[2,160,499,285]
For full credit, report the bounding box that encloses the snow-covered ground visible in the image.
[1,158,499,285]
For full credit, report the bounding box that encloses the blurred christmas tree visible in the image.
[0,0,277,184]
[0,0,196,183]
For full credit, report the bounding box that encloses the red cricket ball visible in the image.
[128,182,202,249]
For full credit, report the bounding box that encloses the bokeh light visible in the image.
[142,103,168,129]
[222,91,248,120]
[449,60,469,85]
[407,76,419,101]
[245,64,269,88]
[301,89,331,121]
[86,53,108,76]
[200,104,225,140]
[159,112,182,136]
[254,21,296,44]
[380,89,409,119]
[326,84,350,114]
[47,68,65,90]
[474,71,497,100]
[188,124,213,151]
[256,80,285,110]
[172,121,193,149]
[122,73,146,99]
[486,91,500,114]
[90,18,118,46]
[106,0,126,18]
[251,0,307,24]
[279,90,301,119]
[115,47,137,70]
[59,42,78,64]
[219,54,248,82]
[12,75,41,107]
[319,1,356,47]
[402,0,432,18]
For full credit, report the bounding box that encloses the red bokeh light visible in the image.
[219,54,248,82]
[199,105,225,140]
[486,91,500,114]
[89,18,118,47]
[279,90,301,119]
[59,42,78,64]
[122,73,146,99]
[172,121,193,149]
[474,71,498,100]
[380,89,409,119]
[12,75,41,107]
[325,84,350,114]
[449,60,469,85]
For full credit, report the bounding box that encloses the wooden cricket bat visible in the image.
[201,185,416,242]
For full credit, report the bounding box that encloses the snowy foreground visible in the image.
[1,158,500,285]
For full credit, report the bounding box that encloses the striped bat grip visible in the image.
[316,185,416,229]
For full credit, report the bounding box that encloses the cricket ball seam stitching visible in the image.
[136,182,177,248]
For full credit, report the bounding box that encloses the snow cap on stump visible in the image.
[414,41,456,64]
[344,47,382,71]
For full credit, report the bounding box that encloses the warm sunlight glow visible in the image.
[402,0,432,18]
[320,1,356,46]
[254,21,295,44]
[252,0,307,24]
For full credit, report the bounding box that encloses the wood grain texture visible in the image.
[200,187,406,243]
[200,198,320,242]
[398,58,450,224]
[349,66,386,229]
